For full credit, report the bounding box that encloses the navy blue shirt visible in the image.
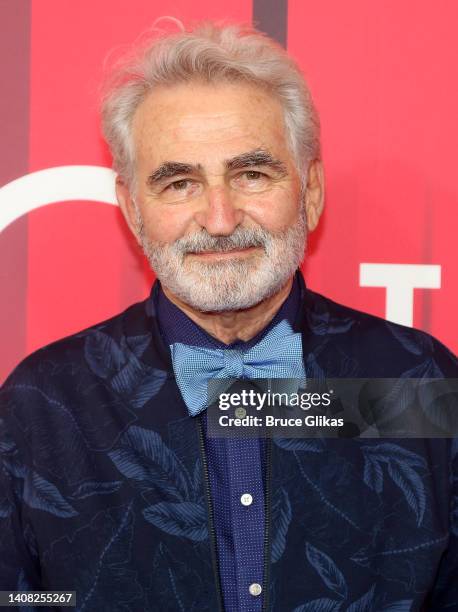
[156,276,301,611]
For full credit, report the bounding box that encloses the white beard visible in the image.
[137,207,307,312]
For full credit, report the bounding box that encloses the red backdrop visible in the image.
[1,0,457,383]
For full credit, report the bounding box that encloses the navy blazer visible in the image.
[1,274,457,611]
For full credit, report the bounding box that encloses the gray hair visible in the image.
[100,21,321,192]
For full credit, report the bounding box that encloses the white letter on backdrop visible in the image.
[359,263,441,327]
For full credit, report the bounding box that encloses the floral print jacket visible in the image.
[1,277,457,611]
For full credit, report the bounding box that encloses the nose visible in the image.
[193,185,244,236]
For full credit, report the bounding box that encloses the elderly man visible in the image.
[1,22,457,612]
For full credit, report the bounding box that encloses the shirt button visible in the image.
[249,583,262,597]
[240,493,253,506]
[235,407,246,418]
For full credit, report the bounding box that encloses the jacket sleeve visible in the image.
[0,388,42,590]
[426,440,458,608]
[430,340,458,603]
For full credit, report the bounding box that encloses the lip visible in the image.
[186,246,260,259]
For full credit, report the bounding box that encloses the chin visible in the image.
[162,261,292,313]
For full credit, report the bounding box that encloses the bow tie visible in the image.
[170,319,305,416]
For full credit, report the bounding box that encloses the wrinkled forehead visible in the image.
[131,81,292,171]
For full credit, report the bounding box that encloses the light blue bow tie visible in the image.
[170,319,305,416]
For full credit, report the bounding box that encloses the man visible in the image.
[1,22,457,612]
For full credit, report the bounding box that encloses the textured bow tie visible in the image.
[170,319,305,416]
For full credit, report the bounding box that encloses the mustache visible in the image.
[171,227,271,254]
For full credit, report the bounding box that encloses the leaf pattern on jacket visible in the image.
[2,454,26,479]
[192,460,203,503]
[293,587,413,612]
[452,438,458,461]
[358,359,451,431]
[45,502,143,612]
[108,426,191,501]
[0,430,26,509]
[0,419,16,453]
[452,439,458,536]
[346,584,375,611]
[70,480,123,500]
[306,304,329,336]
[23,470,78,518]
[361,444,426,525]
[304,353,326,379]
[84,331,124,378]
[358,377,417,427]
[293,599,342,612]
[419,380,458,433]
[3,383,132,482]
[1,431,78,518]
[363,454,384,494]
[452,485,458,537]
[0,495,12,518]
[378,602,413,611]
[305,542,348,599]
[143,501,208,541]
[126,334,152,360]
[17,569,39,612]
[85,330,167,409]
[386,323,432,356]
[271,487,292,563]
[146,542,207,611]
[274,438,324,452]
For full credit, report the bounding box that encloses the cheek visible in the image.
[246,191,300,232]
[140,205,194,244]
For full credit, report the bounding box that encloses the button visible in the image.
[240,493,253,506]
[249,583,262,597]
[235,407,246,418]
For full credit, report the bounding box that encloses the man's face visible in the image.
[119,81,313,312]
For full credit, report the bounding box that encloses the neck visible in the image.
[162,276,294,345]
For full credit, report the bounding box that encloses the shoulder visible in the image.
[302,287,458,377]
[0,292,174,455]
[0,288,180,475]
[1,295,156,393]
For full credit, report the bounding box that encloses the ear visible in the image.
[115,176,142,246]
[304,159,325,231]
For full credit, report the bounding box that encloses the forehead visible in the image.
[131,81,291,167]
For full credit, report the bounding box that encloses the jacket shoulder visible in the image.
[1,297,153,389]
[303,288,458,377]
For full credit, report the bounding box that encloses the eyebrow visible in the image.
[146,148,287,187]
[225,149,287,174]
[147,162,202,186]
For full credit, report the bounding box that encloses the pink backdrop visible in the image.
[1,0,457,383]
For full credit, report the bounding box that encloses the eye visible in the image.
[233,170,270,192]
[243,170,264,180]
[166,179,193,191]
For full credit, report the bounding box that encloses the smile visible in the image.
[186,246,261,259]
